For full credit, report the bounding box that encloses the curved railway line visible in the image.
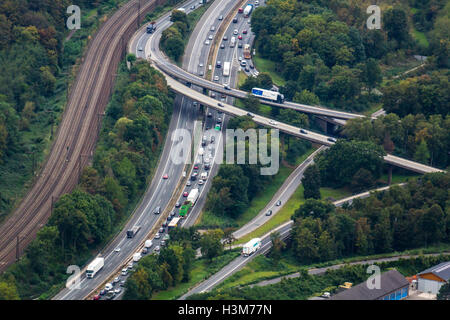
[0,0,164,273]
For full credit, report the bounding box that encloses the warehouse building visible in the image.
[417,261,450,295]
[331,269,409,300]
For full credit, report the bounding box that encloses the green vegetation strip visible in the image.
[236,184,352,245]
[151,249,241,300]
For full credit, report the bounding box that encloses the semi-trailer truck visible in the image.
[180,188,199,217]
[242,238,261,256]
[127,225,141,238]
[223,61,231,77]
[251,88,285,103]
[243,4,253,17]
[86,257,104,278]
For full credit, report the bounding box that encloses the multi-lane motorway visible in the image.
[55,0,204,300]
[53,0,444,300]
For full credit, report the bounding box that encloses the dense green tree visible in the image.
[350,168,375,193]
[301,165,321,200]
[437,282,450,300]
[293,199,334,221]
[200,229,224,260]
[270,232,286,262]
[384,8,411,47]
[315,140,385,188]
[242,94,261,113]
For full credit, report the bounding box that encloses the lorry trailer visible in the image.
[86,257,104,278]
[251,88,285,103]
[242,238,262,256]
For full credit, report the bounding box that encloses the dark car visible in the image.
[245,66,250,72]
[233,17,238,23]
[218,102,223,107]
[238,42,243,48]
[265,210,273,216]
[216,61,221,68]
[249,63,254,69]
[300,129,307,134]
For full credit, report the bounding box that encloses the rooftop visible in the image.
[330,269,409,300]
[418,261,450,282]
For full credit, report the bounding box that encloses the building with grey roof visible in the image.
[330,269,409,300]
[417,261,450,295]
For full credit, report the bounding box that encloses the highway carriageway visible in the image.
[146,59,443,175]
[150,59,366,121]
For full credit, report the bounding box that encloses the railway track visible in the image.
[0,0,164,273]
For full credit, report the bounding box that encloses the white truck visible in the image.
[243,4,254,17]
[144,240,153,249]
[223,61,231,77]
[133,252,142,262]
[201,171,208,181]
[187,188,199,204]
[86,257,104,278]
[251,87,285,103]
[242,238,262,256]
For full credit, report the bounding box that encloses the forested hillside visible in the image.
[0,0,129,221]
[0,60,173,300]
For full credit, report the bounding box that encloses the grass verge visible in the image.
[252,55,286,87]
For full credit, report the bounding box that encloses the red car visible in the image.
[194,165,199,170]
[183,191,189,197]
[163,174,168,179]
[238,35,242,40]
[243,30,247,34]
[238,8,243,13]
[93,295,100,300]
